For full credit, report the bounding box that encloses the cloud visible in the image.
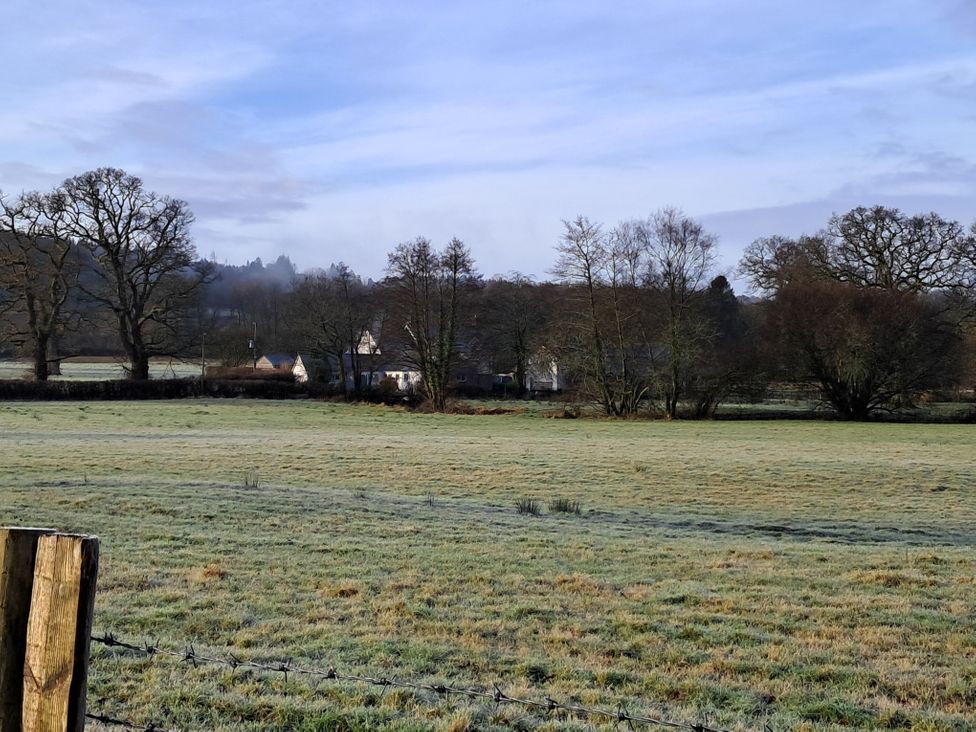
[0,0,974,282]
[937,0,976,34]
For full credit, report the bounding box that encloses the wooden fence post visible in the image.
[0,527,56,732]
[21,534,99,732]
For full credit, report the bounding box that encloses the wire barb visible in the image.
[84,711,176,732]
[90,632,735,731]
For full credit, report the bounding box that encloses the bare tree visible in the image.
[644,208,716,419]
[742,210,976,299]
[740,208,973,418]
[739,234,825,293]
[59,168,210,380]
[386,237,476,410]
[819,206,976,294]
[603,220,657,413]
[291,263,378,394]
[0,190,79,380]
[475,273,544,396]
[552,217,618,414]
[551,217,659,415]
[768,280,961,419]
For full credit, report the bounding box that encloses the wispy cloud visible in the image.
[1,0,974,282]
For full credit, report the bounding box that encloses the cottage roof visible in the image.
[259,353,295,368]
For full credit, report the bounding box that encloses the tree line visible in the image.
[1,167,974,418]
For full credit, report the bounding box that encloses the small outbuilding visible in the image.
[255,353,295,371]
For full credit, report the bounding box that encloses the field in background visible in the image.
[0,358,201,381]
[0,401,973,731]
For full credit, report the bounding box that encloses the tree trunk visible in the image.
[32,333,50,381]
[129,357,150,380]
[349,349,362,396]
[128,347,150,380]
[123,320,151,380]
[515,361,527,398]
[337,357,348,397]
[427,369,446,411]
[47,335,62,376]
[430,379,446,411]
[665,364,680,420]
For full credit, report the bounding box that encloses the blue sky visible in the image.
[2,1,975,285]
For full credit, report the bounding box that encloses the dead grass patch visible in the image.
[846,570,938,588]
[188,563,228,583]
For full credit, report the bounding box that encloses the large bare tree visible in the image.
[819,206,976,294]
[0,190,79,380]
[59,168,209,380]
[740,207,973,418]
[386,237,475,411]
[768,280,961,419]
[552,217,657,416]
[644,208,716,419]
[552,217,618,414]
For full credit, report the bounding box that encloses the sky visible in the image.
[2,0,975,286]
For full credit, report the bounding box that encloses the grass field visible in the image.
[0,358,201,381]
[0,401,973,731]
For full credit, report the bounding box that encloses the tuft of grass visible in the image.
[189,562,227,583]
[519,662,552,684]
[327,580,363,598]
[515,497,541,515]
[242,469,260,488]
[548,497,581,515]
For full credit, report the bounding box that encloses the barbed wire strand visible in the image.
[85,710,175,732]
[89,632,736,732]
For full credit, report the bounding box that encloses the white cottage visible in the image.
[292,353,315,384]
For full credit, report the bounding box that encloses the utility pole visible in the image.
[200,332,206,387]
[250,322,257,371]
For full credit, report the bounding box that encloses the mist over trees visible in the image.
[0,168,973,418]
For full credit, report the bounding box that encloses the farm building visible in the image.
[255,353,295,371]
[450,367,494,391]
[365,366,423,392]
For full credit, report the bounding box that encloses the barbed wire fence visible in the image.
[85,710,174,732]
[85,632,745,732]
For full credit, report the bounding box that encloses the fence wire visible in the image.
[85,710,175,732]
[90,632,737,732]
